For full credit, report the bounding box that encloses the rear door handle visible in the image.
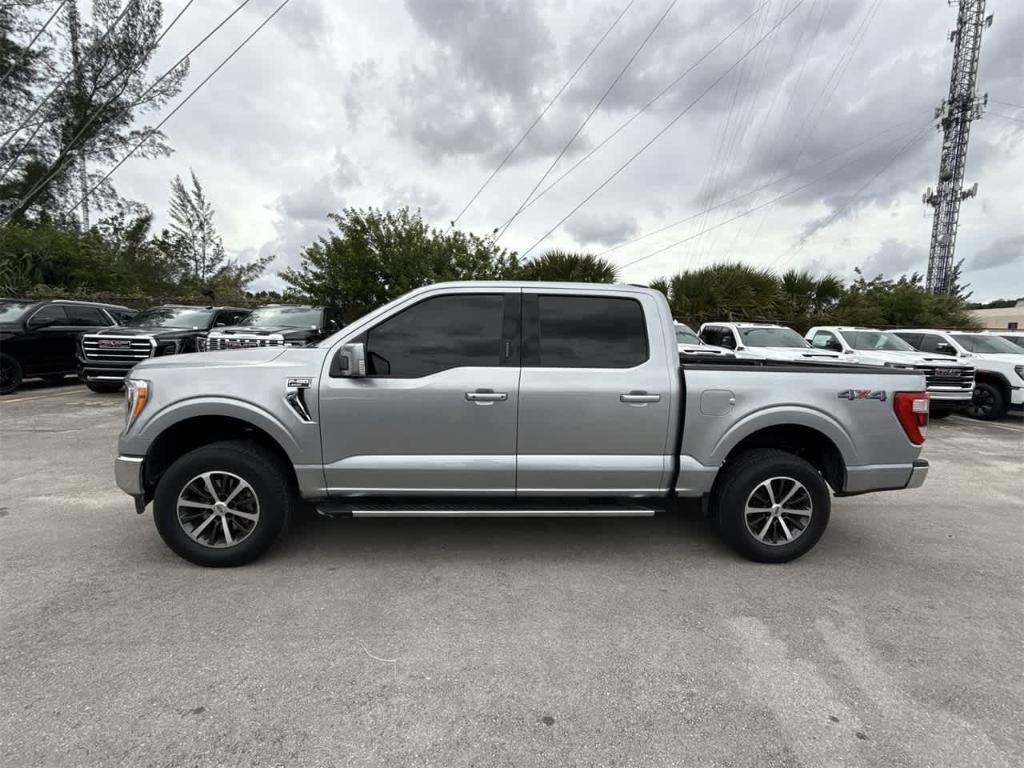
[620,391,661,404]
[466,389,508,403]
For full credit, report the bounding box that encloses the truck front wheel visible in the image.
[967,381,1006,421]
[712,448,830,563]
[152,440,292,567]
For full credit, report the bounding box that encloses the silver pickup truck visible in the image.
[114,282,930,567]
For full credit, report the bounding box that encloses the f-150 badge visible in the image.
[837,389,887,401]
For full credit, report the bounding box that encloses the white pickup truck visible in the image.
[805,326,975,417]
[893,329,1024,420]
[113,282,931,567]
[698,322,844,363]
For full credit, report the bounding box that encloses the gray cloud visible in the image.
[857,238,927,279]
[971,235,1024,271]
[565,211,639,247]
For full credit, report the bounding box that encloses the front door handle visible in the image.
[466,389,508,403]
[620,391,661,404]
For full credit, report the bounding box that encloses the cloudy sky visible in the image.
[89,0,1024,298]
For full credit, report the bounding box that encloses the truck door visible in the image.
[516,290,674,495]
[319,290,520,495]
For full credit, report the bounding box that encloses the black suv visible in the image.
[78,305,250,392]
[198,304,342,351]
[0,299,134,395]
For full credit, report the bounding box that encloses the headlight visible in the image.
[1015,365,1024,382]
[124,379,150,430]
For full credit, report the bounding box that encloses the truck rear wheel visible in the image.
[152,440,292,567]
[712,448,830,563]
[1,354,22,395]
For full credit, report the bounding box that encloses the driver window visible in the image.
[811,331,840,351]
[364,294,505,378]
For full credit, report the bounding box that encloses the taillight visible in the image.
[893,391,929,445]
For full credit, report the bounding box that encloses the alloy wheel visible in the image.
[176,471,260,548]
[744,476,813,546]
[969,386,993,418]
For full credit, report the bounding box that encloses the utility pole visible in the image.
[66,1,90,230]
[922,0,993,295]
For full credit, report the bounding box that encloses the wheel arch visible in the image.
[974,370,1011,401]
[716,422,848,493]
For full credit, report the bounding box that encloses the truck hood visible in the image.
[743,347,844,362]
[211,324,313,336]
[89,326,198,340]
[965,352,1024,365]
[134,347,287,371]
[679,343,733,356]
[850,350,970,367]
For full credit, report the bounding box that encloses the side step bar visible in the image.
[315,500,658,518]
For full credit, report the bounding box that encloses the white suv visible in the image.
[698,322,844,363]
[674,322,733,357]
[893,329,1024,420]
[805,326,975,417]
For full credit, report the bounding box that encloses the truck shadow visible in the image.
[274,509,733,566]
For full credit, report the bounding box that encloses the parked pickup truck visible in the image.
[114,282,930,567]
[198,304,343,351]
[805,326,975,417]
[699,322,845,363]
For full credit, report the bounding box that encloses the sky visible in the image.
[73,0,1024,300]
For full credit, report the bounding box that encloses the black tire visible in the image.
[86,380,123,393]
[712,448,831,563]
[0,354,22,395]
[153,440,292,567]
[967,382,1006,421]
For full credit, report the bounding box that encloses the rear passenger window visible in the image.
[65,306,107,326]
[528,295,647,368]
[366,294,505,377]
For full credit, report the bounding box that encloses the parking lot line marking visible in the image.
[1,388,89,404]
[947,416,1023,433]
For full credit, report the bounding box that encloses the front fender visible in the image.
[120,396,314,466]
[708,405,858,466]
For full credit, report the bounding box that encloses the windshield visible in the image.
[952,334,1023,354]
[241,306,320,327]
[740,327,810,348]
[127,307,216,329]
[675,326,699,344]
[0,301,36,322]
[843,330,915,352]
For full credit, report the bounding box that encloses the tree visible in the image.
[282,207,519,321]
[517,250,618,283]
[1,0,189,224]
[164,170,225,285]
[662,263,781,327]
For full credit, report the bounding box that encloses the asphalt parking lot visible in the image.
[1,382,1021,768]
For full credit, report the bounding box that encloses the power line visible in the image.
[494,0,678,242]
[0,0,137,180]
[4,0,267,223]
[448,0,635,230]
[518,0,807,259]
[59,0,292,220]
[987,111,1024,124]
[596,116,917,256]
[492,0,770,232]
[0,0,68,95]
[989,98,1024,110]
[615,121,931,271]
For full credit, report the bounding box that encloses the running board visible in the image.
[315,500,657,518]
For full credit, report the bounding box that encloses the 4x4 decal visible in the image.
[837,389,887,401]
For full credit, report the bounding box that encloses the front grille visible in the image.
[917,365,974,390]
[81,335,154,362]
[203,334,284,351]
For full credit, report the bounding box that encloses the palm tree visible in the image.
[517,249,619,283]
[665,263,781,326]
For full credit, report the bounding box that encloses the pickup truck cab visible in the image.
[699,322,844,363]
[199,304,343,351]
[893,329,1024,420]
[805,326,975,417]
[115,282,930,567]
[674,322,732,357]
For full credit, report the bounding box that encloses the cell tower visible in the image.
[922,0,993,295]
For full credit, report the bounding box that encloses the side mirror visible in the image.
[28,316,56,329]
[332,342,366,377]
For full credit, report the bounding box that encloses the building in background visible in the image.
[969,300,1024,329]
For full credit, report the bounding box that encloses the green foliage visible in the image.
[281,207,519,321]
[652,263,978,332]
[517,250,618,283]
[162,171,226,285]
